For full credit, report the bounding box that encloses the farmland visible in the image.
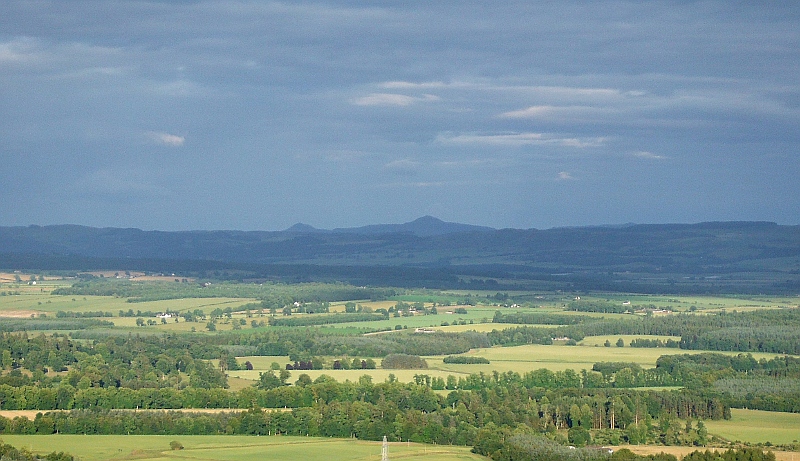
[228,343,791,385]
[0,274,799,461]
[702,409,800,445]
[0,435,484,461]
[0,431,798,461]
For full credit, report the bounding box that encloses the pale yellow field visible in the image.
[0,435,484,461]
[232,343,796,385]
[0,409,255,420]
[228,368,463,384]
[236,356,292,369]
[611,446,799,461]
[427,343,793,374]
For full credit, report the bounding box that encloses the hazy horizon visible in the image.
[3,215,791,234]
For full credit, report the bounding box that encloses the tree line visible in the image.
[268,312,387,327]
[490,308,800,354]
[0,378,728,449]
[0,441,73,461]
[52,279,397,304]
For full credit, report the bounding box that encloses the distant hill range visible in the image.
[285,215,495,236]
[1,218,799,293]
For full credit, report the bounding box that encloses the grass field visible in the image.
[703,409,800,445]
[578,294,799,312]
[0,290,258,316]
[0,435,484,461]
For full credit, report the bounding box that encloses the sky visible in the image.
[1,1,799,231]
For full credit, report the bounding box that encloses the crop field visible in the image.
[611,446,798,461]
[2,432,798,461]
[231,343,792,386]
[230,367,463,383]
[432,343,788,373]
[0,409,257,421]
[0,435,484,461]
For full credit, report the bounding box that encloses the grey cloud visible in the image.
[1,0,798,230]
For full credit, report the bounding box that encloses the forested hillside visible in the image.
[2,220,799,294]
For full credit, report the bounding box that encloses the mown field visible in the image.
[702,409,800,445]
[1,432,799,461]
[0,435,484,461]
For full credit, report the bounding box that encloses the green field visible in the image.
[0,435,484,461]
[574,294,799,313]
[0,289,257,317]
[702,409,800,445]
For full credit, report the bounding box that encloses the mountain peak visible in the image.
[284,223,319,233]
[411,215,444,224]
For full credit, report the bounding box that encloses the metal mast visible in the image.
[381,436,389,461]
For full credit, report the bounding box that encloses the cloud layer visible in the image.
[1,1,798,230]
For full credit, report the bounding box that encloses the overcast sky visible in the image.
[1,1,799,231]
